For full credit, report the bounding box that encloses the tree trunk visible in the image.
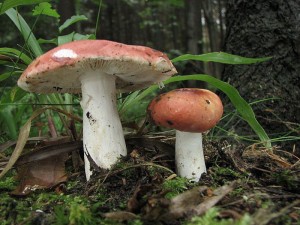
[201,0,222,78]
[57,0,76,34]
[184,0,206,88]
[222,0,300,150]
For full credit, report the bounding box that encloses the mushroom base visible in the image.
[175,131,206,181]
[80,71,127,180]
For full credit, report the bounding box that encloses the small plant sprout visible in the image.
[18,40,177,180]
[148,88,223,181]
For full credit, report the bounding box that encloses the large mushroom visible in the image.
[18,40,177,180]
[148,88,223,181]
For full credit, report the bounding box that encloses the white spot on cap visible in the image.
[53,49,77,59]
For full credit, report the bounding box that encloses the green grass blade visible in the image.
[172,52,271,64]
[0,0,50,15]
[0,71,22,82]
[0,47,32,64]
[5,8,43,57]
[0,108,17,140]
[118,91,141,112]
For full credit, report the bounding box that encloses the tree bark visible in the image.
[57,0,76,34]
[183,0,205,87]
[222,0,300,150]
[201,0,222,78]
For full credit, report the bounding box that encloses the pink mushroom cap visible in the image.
[18,40,177,93]
[148,88,223,133]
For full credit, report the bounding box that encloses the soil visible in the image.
[0,135,299,224]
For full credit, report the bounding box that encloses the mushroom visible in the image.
[147,88,223,181]
[18,40,177,180]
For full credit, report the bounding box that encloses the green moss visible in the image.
[271,170,299,191]
[0,193,32,225]
[0,172,18,191]
[230,186,245,197]
[162,176,194,199]
[186,207,252,225]
[34,192,89,210]
[210,166,246,184]
[69,203,94,225]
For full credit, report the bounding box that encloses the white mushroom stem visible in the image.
[175,131,206,181]
[80,71,127,180]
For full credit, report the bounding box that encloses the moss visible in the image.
[210,166,246,184]
[271,170,299,191]
[0,193,32,225]
[162,176,194,199]
[0,172,18,191]
[186,207,252,225]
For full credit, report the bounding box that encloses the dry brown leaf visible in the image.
[102,211,138,221]
[0,107,82,179]
[11,153,68,196]
[15,141,82,166]
[0,108,44,179]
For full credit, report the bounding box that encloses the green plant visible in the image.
[162,176,192,199]
[53,206,69,225]
[0,173,17,190]
[210,166,245,184]
[53,203,95,225]
[186,207,252,225]
[69,203,94,225]
[271,170,299,191]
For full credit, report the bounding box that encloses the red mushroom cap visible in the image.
[148,88,223,133]
[18,40,177,93]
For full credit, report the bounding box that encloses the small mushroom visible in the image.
[148,88,223,181]
[18,40,177,180]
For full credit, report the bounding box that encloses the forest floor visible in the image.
[0,135,299,225]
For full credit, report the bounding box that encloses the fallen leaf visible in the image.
[102,211,138,221]
[11,153,68,196]
[0,106,82,179]
[15,141,82,165]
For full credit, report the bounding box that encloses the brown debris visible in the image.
[11,153,68,196]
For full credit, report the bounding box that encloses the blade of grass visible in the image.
[0,47,32,64]
[94,0,103,38]
[5,8,43,57]
[0,108,17,139]
[172,52,271,64]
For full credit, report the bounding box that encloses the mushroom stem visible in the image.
[80,71,127,180]
[175,130,206,181]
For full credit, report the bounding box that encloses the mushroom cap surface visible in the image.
[148,88,223,133]
[18,40,177,93]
